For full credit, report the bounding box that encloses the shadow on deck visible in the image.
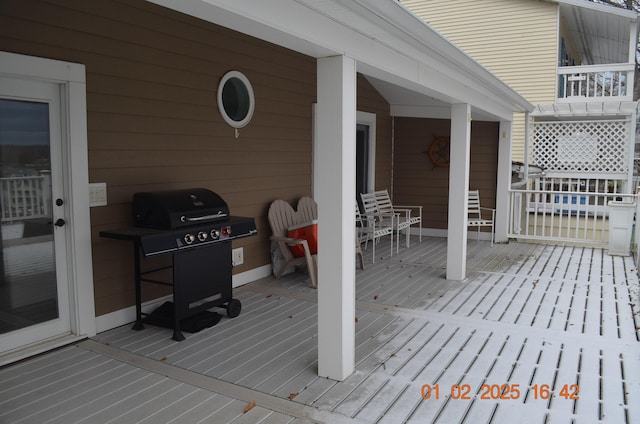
[2,237,639,423]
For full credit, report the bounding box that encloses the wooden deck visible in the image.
[1,237,639,423]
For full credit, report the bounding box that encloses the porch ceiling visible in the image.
[363,75,508,121]
[558,0,638,65]
[147,0,533,121]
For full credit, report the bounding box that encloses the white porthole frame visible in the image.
[217,70,255,129]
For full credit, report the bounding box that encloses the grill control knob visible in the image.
[221,226,232,237]
[197,231,208,242]
[184,234,195,244]
[210,229,220,240]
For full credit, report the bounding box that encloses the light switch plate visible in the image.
[89,182,107,207]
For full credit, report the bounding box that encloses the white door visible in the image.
[0,76,71,353]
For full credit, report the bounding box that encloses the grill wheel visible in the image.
[226,298,242,318]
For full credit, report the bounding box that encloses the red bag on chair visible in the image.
[287,220,318,257]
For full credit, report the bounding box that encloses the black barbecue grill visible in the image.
[100,188,257,341]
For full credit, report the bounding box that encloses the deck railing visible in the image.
[508,187,635,246]
[557,63,635,102]
[0,175,51,222]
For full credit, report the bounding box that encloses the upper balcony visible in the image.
[556,1,638,104]
[557,63,635,102]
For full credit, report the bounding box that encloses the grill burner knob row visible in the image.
[184,234,195,244]
[197,231,208,241]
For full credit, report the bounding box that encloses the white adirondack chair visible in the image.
[268,197,318,288]
[467,189,495,246]
[268,197,365,287]
[356,202,393,263]
[361,189,422,253]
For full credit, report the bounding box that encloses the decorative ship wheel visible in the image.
[427,137,450,168]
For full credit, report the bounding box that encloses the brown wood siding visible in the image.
[393,118,499,230]
[0,0,394,317]
[0,0,319,315]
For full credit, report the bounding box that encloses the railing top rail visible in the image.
[557,63,635,74]
[0,175,47,181]
[534,118,629,125]
[509,187,636,198]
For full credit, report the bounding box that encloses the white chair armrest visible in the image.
[394,205,423,210]
[270,235,306,246]
[394,205,422,220]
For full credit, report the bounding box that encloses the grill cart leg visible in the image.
[132,244,144,331]
[172,252,186,341]
[172,328,185,341]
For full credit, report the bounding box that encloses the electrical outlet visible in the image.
[232,247,244,266]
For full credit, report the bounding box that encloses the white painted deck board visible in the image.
[197,302,318,376]
[5,360,133,422]
[0,345,85,389]
[312,317,418,411]
[136,390,218,424]
[166,297,314,369]
[1,350,107,401]
[2,237,639,424]
[332,372,391,418]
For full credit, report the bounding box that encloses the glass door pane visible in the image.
[0,98,58,335]
[356,124,369,211]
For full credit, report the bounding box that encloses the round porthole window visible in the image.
[217,71,255,129]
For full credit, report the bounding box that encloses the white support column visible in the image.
[626,114,636,193]
[495,120,513,243]
[446,103,471,281]
[315,55,356,381]
[629,20,638,66]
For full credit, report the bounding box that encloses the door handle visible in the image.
[54,219,66,227]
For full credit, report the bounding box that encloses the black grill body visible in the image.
[119,215,257,256]
[133,188,229,230]
[100,188,257,341]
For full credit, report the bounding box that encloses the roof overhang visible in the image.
[147,0,533,121]
[552,0,639,64]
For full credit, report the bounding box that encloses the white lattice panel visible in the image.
[531,120,630,176]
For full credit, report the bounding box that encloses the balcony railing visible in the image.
[0,175,51,222]
[508,185,636,246]
[557,63,635,102]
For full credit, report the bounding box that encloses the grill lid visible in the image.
[133,188,229,229]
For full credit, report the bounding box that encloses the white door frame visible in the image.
[0,76,72,352]
[356,111,376,193]
[0,51,95,363]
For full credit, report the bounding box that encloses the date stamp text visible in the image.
[421,384,579,401]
